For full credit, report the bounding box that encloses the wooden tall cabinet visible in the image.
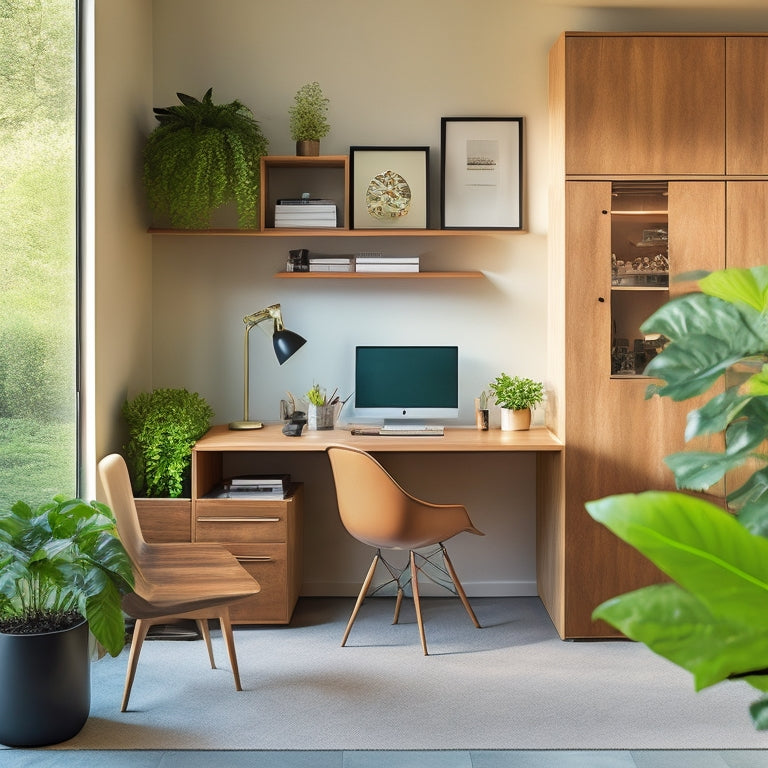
[544,32,768,639]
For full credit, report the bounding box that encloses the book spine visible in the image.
[355,263,419,272]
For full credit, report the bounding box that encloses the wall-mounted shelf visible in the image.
[148,227,517,238]
[274,271,484,279]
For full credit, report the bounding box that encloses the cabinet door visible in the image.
[563,181,725,637]
[726,182,768,267]
[564,36,725,175]
[726,38,768,175]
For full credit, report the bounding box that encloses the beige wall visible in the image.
[93,0,768,593]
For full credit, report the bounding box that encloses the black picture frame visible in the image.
[349,146,430,230]
[440,117,523,230]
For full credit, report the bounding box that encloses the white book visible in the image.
[275,205,337,214]
[309,263,354,272]
[309,258,353,265]
[275,220,338,228]
[356,263,419,272]
[355,256,420,264]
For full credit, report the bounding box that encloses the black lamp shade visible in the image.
[273,329,307,365]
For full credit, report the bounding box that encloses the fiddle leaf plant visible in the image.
[144,88,269,229]
[0,496,134,657]
[585,265,768,729]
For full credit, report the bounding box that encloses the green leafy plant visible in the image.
[122,388,214,498]
[306,383,326,406]
[489,374,543,411]
[143,88,269,229]
[585,265,768,729]
[288,81,330,142]
[0,496,134,657]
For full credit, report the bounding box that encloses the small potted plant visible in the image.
[475,390,489,431]
[143,88,269,229]
[305,383,335,430]
[489,373,544,431]
[0,496,134,746]
[288,81,330,156]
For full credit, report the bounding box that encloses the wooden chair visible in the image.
[98,453,261,711]
[326,445,484,655]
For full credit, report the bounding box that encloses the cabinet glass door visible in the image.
[610,182,669,377]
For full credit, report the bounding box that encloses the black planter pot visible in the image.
[0,619,90,747]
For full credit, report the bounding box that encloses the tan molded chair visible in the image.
[98,453,260,711]
[326,445,484,655]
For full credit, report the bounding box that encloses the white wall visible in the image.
[95,0,768,594]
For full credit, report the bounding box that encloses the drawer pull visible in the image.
[237,556,273,562]
[197,516,281,523]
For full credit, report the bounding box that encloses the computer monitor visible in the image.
[353,345,459,422]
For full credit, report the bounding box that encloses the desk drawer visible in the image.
[228,543,293,624]
[195,499,288,543]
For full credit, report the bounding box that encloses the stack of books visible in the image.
[218,474,291,499]
[355,253,420,273]
[309,255,354,273]
[274,198,337,228]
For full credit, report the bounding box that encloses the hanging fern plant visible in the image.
[143,88,269,229]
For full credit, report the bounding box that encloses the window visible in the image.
[0,0,78,507]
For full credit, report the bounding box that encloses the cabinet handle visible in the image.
[197,516,281,523]
[237,555,273,562]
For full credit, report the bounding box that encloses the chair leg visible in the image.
[442,544,481,629]
[121,618,151,712]
[218,608,243,692]
[197,619,215,668]
[393,586,404,625]
[342,551,380,647]
[410,550,428,656]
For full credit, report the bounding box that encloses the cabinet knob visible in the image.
[598,297,605,302]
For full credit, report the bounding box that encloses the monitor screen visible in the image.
[354,345,459,422]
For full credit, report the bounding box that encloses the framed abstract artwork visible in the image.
[440,117,523,230]
[350,146,430,229]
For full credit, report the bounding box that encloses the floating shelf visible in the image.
[274,271,484,279]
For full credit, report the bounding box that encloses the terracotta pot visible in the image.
[0,619,90,746]
[500,407,531,431]
[296,140,320,156]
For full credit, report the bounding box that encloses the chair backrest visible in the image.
[98,453,148,567]
[326,445,480,550]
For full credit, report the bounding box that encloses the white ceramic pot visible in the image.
[500,407,531,431]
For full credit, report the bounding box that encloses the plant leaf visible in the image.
[699,265,768,313]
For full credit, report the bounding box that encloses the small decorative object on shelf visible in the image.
[289,81,330,156]
[475,391,490,431]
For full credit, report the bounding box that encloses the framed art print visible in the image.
[440,117,523,230]
[350,147,429,229]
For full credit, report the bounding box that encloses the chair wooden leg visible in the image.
[393,586,404,625]
[442,545,481,629]
[342,551,380,647]
[197,619,215,668]
[410,550,428,656]
[218,608,243,692]
[121,618,151,712]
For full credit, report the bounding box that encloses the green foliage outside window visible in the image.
[0,0,77,508]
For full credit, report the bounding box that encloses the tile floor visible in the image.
[1,751,768,767]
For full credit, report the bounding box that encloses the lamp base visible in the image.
[228,420,264,430]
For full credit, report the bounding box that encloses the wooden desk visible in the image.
[193,423,564,455]
[191,424,563,628]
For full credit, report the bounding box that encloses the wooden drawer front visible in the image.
[195,500,288,543]
[228,543,291,624]
[135,499,192,542]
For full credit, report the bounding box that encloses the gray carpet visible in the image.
[43,597,767,751]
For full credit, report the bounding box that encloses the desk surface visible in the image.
[195,423,564,453]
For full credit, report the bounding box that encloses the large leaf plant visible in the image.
[0,496,134,657]
[144,88,269,229]
[585,265,768,729]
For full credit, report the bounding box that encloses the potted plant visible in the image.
[585,265,768,730]
[489,374,544,431]
[122,388,214,499]
[0,496,134,746]
[288,81,330,156]
[143,88,269,229]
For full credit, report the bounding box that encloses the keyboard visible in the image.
[377,424,444,436]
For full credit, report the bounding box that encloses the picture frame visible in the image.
[350,146,430,229]
[440,117,523,230]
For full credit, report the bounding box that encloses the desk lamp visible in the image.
[228,304,306,430]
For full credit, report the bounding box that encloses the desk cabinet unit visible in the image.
[191,456,304,625]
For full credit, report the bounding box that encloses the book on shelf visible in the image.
[224,474,290,490]
[355,255,419,264]
[275,219,337,228]
[308,256,354,264]
[355,262,420,272]
[275,206,337,215]
[309,263,354,272]
[277,198,336,206]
